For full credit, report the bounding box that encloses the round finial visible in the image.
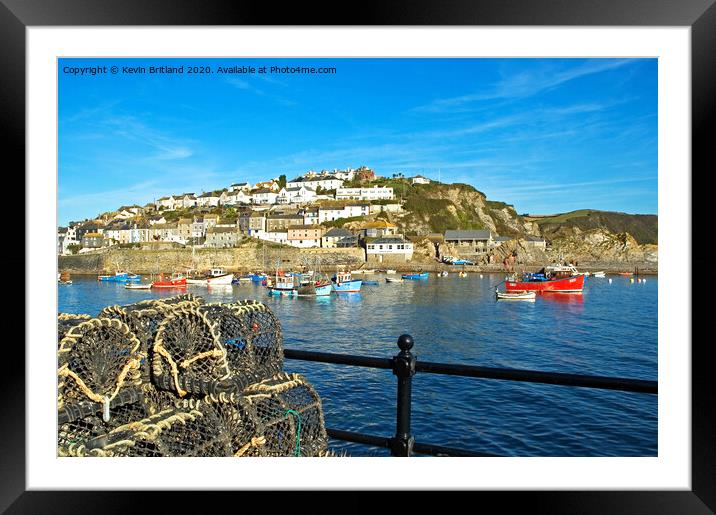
[397,334,414,351]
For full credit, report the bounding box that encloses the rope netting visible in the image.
[57,294,333,457]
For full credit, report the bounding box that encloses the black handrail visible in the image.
[283,335,657,457]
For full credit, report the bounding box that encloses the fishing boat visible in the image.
[495,289,536,301]
[151,273,187,288]
[402,272,429,280]
[125,283,152,290]
[332,270,362,293]
[618,272,634,277]
[386,277,403,283]
[296,277,333,296]
[592,271,606,278]
[505,265,586,293]
[187,267,234,286]
[267,272,299,296]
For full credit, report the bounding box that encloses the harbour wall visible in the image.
[58,247,366,275]
[58,247,657,275]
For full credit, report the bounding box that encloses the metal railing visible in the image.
[283,334,658,457]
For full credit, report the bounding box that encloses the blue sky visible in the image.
[58,58,657,225]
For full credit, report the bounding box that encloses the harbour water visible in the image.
[58,273,657,457]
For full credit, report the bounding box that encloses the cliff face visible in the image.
[380,182,657,266]
[544,227,658,264]
[385,183,541,237]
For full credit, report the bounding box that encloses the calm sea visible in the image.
[58,273,657,457]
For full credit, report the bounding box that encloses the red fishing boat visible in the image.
[504,265,586,293]
[151,272,187,288]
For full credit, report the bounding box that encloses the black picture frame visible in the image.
[4,1,709,512]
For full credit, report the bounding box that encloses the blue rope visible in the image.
[284,409,301,457]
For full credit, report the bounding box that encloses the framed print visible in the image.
[4,0,711,512]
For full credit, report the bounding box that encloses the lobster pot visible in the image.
[57,313,92,346]
[231,300,284,377]
[58,386,184,454]
[98,304,177,383]
[58,317,145,406]
[152,306,231,397]
[197,302,283,385]
[57,317,153,452]
[240,373,328,457]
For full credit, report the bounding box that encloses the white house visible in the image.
[157,196,180,210]
[410,175,431,185]
[276,186,317,204]
[180,193,197,208]
[335,186,394,201]
[318,207,346,224]
[197,191,222,207]
[300,207,320,226]
[228,190,253,205]
[366,236,414,263]
[260,231,288,245]
[252,188,279,205]
[331,168,355,181]
[288,175,343,191]
[342,203,370,218]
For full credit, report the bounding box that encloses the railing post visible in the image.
[390,334,416,457]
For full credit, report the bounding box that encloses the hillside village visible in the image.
[58,165,658,268]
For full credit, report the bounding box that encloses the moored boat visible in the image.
[496,290,536,301]
[151,273,187,288]
[267,273,299,296]
[125,283,152,290]
[332,270,362,293]
[386,277,403,283]
[505,265,586,293]
[98,271,141,283]
[592,271,606,278]
[296,278,333,297]
[402,272,429,280]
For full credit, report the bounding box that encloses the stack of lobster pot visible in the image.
[57,295,330,457]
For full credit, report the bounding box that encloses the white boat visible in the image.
[385,269,397,274]
[495,289,536,301]
[186,267,234,286]
[438,271,448,277]
[592,271,606,278]
[386,277,403,283]
[125,283,152,290]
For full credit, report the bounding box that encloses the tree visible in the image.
[278,174,287,189]
[67,244,81,255]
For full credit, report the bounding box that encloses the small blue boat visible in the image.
[332,271,362,292]
[248,273,268,282]
[402,272,429,280]
[98,272,141,283]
